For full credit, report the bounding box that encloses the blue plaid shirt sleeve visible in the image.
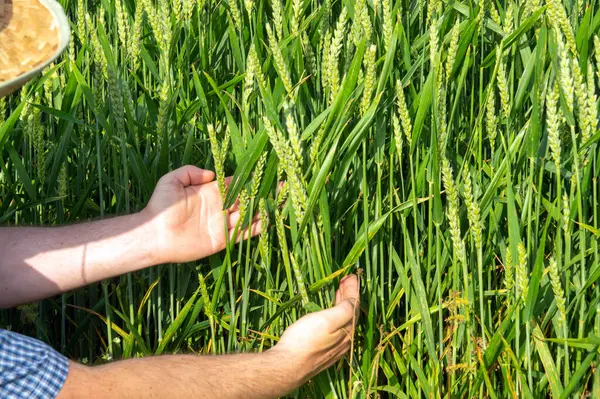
[0,329,69,399]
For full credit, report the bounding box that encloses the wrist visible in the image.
[134,209,165,266]
[267,345,311,386]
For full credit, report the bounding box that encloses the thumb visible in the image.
[319,275,360,333]
[319,299,357,334]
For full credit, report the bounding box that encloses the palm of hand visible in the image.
[144,166,257,264]
[152,181,226,263]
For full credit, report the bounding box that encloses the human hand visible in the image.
[142,165,261,264]
[271,275,360,382]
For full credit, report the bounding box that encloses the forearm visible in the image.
[0,212,158,307]
[59,349,305,399]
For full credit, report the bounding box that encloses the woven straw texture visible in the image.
[0,0,59,83]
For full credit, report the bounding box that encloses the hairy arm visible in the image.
[0,213,158,307]
[0,166,257,308]
[58,275,360,399]
[60,349,304,399]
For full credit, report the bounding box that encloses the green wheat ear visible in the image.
[130,3,144,71]
[327,8,347,103]
[115,0,129,47]
[549,257,566,323]
[516,242,529,305]
[485,87,498,154]
[208,124,230,202]
[446,21,460,81]
[442,157,466,266]
[496,52,510,120]
[395,79,413,142]
[266,22,293,96]
[360,45,377,117]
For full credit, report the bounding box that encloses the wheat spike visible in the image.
[250,152,267,199]
[430,19,439,68]
[497,51,510,119]
[243,45,257,109]
[130,2,144,71]
[291,0,303,36]
[267,22,294,95]
[442,157,467,266]
[258,200,270,266]
[285,104,303,168]
[446,22,460,81]
[115,0,129,46]
[328,8,347,103]
[548,257,566,322]
[208,124,229,201]
[272,0,284,40]
[572,58,589,133]
[382,0,393,48]
[396,80,413,142]
[228,0,242,30]
[558,34,574,114]
[486,89,498,154]
[361,45,377,116]
[516,243,529,304]
[547,83,562,169]
[462,168,483,251]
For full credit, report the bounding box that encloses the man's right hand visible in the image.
[58,275,361,398]
[271,274,360,382]
[143,165,262,265]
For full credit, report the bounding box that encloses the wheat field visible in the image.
[1,0,600,396]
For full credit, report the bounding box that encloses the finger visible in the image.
[317,299,356,334]
[162,166,215,187]
[332,324,353,343]
[227,200,240,213]
[335,289,342,306]
[245,220,263,239]
[340,275,352,284]
[340,320,356,338]
[227,211,260,230]
[338,274,359,306]
[228,210,241,229]
[228,219,262,242]
[322,344,352,373]
[336,274,360,325]
[223,176,233,190]
[336,340,352,357]
[223,177,245,212]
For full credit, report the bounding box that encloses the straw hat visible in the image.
[0,0,70,97]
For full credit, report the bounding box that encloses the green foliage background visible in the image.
[1,0,600,396]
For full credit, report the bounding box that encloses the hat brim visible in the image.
[0,0,71,98]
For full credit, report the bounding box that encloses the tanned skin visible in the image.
[0,165,360,399]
